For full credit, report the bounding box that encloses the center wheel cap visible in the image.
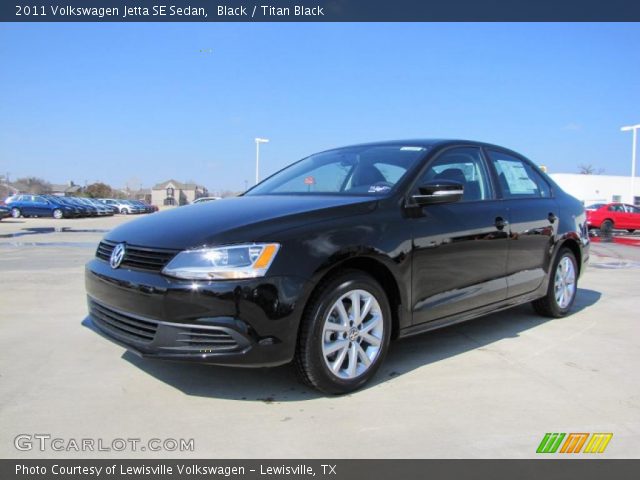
[348,327,359,341]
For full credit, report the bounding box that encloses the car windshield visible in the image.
[246,145,428,196]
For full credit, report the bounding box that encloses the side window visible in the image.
[488,150,551,199]
[418,147,492,202]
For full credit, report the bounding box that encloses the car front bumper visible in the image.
[85,258,310,367]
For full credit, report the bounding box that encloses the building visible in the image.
[550,173,640,206]
[132,188,152,204]
[151,179,208,207]
[50,181,83,196]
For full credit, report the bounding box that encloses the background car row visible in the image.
[2,195,156,219]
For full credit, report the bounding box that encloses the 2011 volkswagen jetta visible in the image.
[85,140,589,394]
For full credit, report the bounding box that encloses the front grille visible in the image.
[89,300,244,352]
[96,240,177,272]
[89,300,158,343]
[176,327,239,351]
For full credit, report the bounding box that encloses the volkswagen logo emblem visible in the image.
[110,243,126,269]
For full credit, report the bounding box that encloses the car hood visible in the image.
[105,195,378,249]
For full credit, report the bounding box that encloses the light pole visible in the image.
[621,124,640,205]
[255,137,269,184]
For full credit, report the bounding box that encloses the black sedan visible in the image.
[85,139,589,394]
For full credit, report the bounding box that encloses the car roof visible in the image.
[315,139,525,155]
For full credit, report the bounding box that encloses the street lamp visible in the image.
[621,124,640,205]
[255,137,270,184]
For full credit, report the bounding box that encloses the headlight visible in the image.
[162,243,280,280]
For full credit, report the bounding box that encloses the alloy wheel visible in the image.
[554,256,576,309]
[321,289,384,379]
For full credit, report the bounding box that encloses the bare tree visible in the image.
[13,176,52,194]
[578,164,605,175]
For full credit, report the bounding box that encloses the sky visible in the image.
[1,23,639,192]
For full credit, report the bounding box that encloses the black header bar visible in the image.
[2,0,640,22]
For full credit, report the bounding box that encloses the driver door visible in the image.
[410,147,510,324]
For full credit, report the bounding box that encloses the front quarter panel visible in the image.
[259,203,413,330]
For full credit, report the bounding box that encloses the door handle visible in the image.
[548,213,557,224]
[495,217,509,230]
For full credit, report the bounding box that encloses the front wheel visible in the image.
[52,209,63,219]
[294,270,392,394]
[11,207,20,218]
[533,248,578,318]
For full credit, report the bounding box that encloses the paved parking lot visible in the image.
[1,215,639,458]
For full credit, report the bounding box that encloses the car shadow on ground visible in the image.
[113,288,601,402]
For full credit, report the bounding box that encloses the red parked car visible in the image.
[586,202,640,233]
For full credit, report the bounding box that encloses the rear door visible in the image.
[410,146,510,324]
[485,149,558,298]
[20,195,37,216]
[625,205,640,230]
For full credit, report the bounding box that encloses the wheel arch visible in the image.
[557,237,583,276]
[306,256,405,340]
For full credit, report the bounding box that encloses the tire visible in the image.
[52,209,63,219]
[11,208,20,218]
[532,248,578,318]
[122,208,129,215]
[627,229,635,234]
[294,270,392,394]
[600,219,614,234]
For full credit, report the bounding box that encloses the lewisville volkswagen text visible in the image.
[85,140,589,394]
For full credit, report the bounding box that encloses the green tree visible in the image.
[85,182,113,198]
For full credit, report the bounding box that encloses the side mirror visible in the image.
[410,180,464,206]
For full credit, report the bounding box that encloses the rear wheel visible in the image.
[533,248,578,318]
[600,219,614,235]
[295,270,391,394]
[52,209,63,219]
[11,207,20,218]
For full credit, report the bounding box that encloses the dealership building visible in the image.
[549,173,640,206]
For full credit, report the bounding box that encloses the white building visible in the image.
[151,179,208,207]
[549,173,640,206]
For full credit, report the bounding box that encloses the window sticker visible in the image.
[497,160,537,194]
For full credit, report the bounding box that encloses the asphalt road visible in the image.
[0,214,638,458]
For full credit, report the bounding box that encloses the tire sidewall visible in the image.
[303,272,392,394]
[601,219,613,234]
